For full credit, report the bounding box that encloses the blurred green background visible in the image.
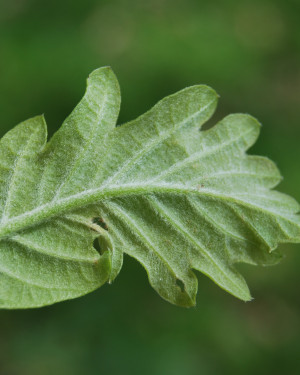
[0,0,300,374]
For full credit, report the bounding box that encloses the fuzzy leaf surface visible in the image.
[0,67,299,308]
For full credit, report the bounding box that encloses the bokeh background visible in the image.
[0,0,300,374]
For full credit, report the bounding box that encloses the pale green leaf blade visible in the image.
[93,96,300,305]
[0,67,299,309]
[0,68,120,308]
[0,116,47,220]
[37,66,121,204]
[0,218,111,309]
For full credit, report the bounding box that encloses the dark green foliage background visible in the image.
[0,0,300,374]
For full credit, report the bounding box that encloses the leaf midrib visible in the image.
[0,183,297,240]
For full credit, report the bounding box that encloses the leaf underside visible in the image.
[0,67,299,309]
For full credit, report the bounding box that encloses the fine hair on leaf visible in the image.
[0,67,299,309]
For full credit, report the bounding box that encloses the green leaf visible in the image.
[0,67,299,309]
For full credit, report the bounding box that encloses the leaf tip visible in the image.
[86,66,121,106]
[88,66,116,82]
